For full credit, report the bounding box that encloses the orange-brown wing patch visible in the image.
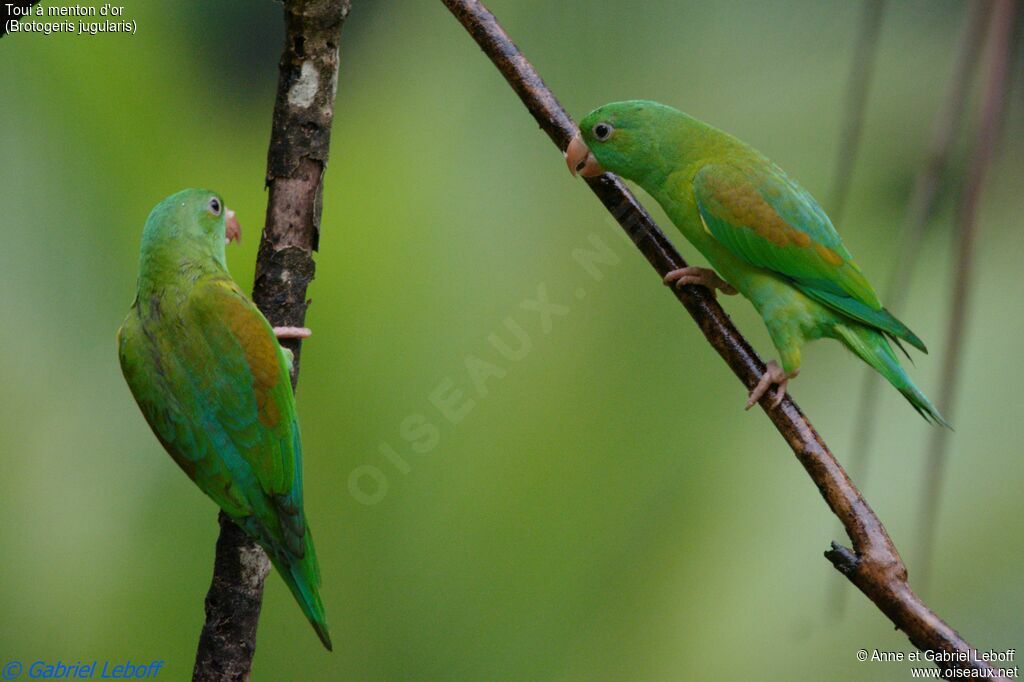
[695,163,885,312]
[704,173,811,248]
[218,295,283,429]
[814,243,845,266]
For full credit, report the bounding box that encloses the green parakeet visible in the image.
[117,189,332,649]
[566,100,947,425]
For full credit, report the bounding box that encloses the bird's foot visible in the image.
[663,266,737,296]
[273,326,311,339]
[745,361,797,410]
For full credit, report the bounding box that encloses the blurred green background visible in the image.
[1,1,1021,679]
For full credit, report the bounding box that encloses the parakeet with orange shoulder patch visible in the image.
[117,189,332,649]
[566,100,947,425]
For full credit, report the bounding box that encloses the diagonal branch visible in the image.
[192,1,350,680]
[440,1,1003,678]
[916,0,1018,594]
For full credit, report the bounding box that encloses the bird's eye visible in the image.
[592,122,614,141]
[207,197,222,216]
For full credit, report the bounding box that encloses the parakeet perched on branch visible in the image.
[566,100,947,425]
[117,189,331,649]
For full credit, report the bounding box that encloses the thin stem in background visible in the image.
[192,1,351,680]
[832,0,991,616]
[916,0,1018,595]
[827,0,886,225]
[440,1,1003,678]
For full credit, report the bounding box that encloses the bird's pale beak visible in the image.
[225,208,242,244]
[565,133,604,178]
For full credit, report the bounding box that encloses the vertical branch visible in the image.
[826,0,885,224]
[916,0,1017,593]
[191,515,272,682]
[253,0,350,382]
[832,0,990,614]
[193,1,350,680]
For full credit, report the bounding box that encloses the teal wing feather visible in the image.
[119,279,300,534]
[118,305,254,519]
[117,277,329,648]
[186,279,305,547]
[692,162,926,352]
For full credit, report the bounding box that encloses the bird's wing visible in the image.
[693,162,925,352]
[118,278,308,560]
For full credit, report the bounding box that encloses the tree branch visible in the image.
[192,1,350,679]
[440,1,1003,678]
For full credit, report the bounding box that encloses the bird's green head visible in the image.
[137,188,242,288]
[566,100,695,185]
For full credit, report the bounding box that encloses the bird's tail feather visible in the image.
[798,285,927,353]
[270,530,333,651]
[834,323,950,428]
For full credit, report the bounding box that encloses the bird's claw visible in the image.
[273,326,312,339]
[745,361,795,410]
[663,266,737,296]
